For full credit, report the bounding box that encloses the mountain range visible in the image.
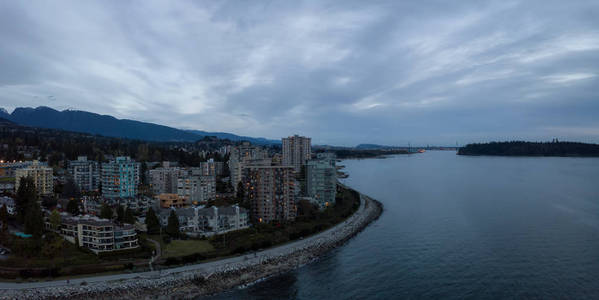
[0,106,280,145]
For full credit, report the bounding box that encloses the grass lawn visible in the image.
[162,239,214,258]
[0,177,14,182]
[0,237,100,269]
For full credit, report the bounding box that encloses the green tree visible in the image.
[66,199,80,215]
[140,161,148,185]
[41,233,64,258]
[0,204,8,233]
[49,210,62,231]
[237,181,251,209]
[100,204,113,220]
[236,181,245,202]
[137,144,149,162]
[41,197,57,209]
[166,210,180,238]
[16,176,37,224]
[150,150,162,163]
[62,177,81,198]
[47,152,63,168]
[24,200,43,238]
[124,207,136,224]
[145,207,160,234]
[116,205,125,222]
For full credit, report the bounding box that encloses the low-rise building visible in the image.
[159,205,249,236]
[159,207,197,232]
[206,205,249,233]
[82,196,102,215]
[316,152,337,164]
[51,214,138,254]
[0,161,36,177]
[82,196,151,215]
[156,193,187,208]
[0,196,15,215]
[0,181,14,194]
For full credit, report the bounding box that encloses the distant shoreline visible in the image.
[458,141,599,157]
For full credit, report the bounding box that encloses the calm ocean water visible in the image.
[208,151,599,299]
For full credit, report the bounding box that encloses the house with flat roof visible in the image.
[47,214,139,254]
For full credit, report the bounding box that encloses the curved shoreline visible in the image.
[1,190,383,299]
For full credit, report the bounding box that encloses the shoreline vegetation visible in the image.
[326,149,410,159]
[457,141,599,157]
[1,187,383,299]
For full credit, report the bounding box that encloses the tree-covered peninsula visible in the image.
[457,141,599,157]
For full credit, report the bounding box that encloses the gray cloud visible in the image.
[1,0,598,146]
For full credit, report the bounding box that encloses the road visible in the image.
[0,192,367,291]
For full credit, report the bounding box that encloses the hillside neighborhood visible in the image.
[0,128,343,278]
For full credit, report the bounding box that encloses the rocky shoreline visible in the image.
[2,194,383,300]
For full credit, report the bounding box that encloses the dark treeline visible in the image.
[458,140,599,157]
[0,123,232,166]
[321,149,410,159]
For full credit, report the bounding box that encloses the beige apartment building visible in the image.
[282,135,312,172]
[15,161,54,195]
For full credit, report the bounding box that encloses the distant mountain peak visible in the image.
[4,106,280,144]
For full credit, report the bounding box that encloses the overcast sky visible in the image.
[1,1,598,146]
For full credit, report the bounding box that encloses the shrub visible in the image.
[19,269,33,279]
[232,246,246,254]
[181,253,205,264]
[164,257,180,266]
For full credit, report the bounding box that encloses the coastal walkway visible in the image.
[0,192,368,291]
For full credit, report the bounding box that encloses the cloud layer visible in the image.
[1,0,599,145]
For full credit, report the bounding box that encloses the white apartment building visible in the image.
[68,156,100,192]
[306,159,337,209]
[0,196,15,215]
[55,214,138,253]
[159,205,249,236]
[149,166,185,195]
[177,175,216,204]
